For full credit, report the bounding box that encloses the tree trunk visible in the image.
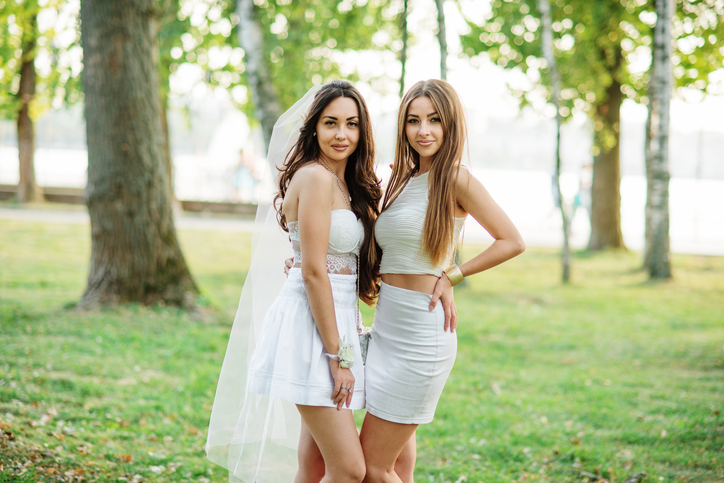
[153,12,175,205]
[399,0,409,98]
[644,0,673,279]
[538,0,571,282]
[16,10,43,203]
[237,0,282,152]
[588,74,625,250]
[435,0,447,80]
[159,89,177,205]
[79,0,198,309]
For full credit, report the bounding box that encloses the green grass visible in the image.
[1,216,723,482]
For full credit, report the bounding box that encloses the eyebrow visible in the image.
[322,115,360,120]
[406,112,439,118]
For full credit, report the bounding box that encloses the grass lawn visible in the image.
[1,215,722,482]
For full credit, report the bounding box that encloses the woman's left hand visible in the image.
[430,274,457,332]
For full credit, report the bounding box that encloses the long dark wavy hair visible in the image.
[273,80,381,304]
[380,79,467,267]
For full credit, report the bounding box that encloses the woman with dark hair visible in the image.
[206,80,381,483]
[360,79,525,483]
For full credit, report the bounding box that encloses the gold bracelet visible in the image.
[443,264,464,286]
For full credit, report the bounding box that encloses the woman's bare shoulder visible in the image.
[289,162,334,191]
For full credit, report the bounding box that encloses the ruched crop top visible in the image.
[288,209,364,274]
[375,172,466,277]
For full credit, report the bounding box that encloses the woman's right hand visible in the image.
[283,257,294,276]
[329,359,355,409]
[430,273,458,332]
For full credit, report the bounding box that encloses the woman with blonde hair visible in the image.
[360,79,525,482]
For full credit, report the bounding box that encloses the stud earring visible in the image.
[313,132,316,137]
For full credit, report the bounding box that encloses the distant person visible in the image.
[570,163,592,226]
[232,148,261,203]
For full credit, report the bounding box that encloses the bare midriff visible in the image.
[381,273,440,295]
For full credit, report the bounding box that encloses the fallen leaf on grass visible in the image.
[119,454,133,463]
[622,472,647,483]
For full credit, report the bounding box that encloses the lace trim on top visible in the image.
[291,251,358,275]
[288,211,362,275]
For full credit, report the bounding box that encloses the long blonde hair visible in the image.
[380,79,467,267]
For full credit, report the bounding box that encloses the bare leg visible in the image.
[294,419,325,483]
[394,432,416,483]
[360,413,418,483]
[296,405,366,483]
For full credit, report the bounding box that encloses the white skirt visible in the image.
[365,282,457,424]
[247,268,365,410]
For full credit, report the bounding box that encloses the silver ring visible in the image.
[341,386,348,391]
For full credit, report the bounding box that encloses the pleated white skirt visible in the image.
[247,268,365,409]
[365,281,457,424]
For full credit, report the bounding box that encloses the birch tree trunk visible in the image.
[399,0,409,98]
[538,0,571,282]
[588,70,625,250]
[435,0,447,80]
[644,0,673,279]
[237,0,282,152]
[79,0,198,308]
[16,8,43,203]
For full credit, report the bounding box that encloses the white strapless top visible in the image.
[288,209,364,274]
[375,172,466,277]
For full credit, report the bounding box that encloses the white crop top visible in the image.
[375,172,466,277]
[288,209,364,274]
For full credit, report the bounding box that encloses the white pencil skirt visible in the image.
[247,268,365,410]
[365,281,457,424]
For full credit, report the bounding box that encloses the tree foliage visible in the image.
[460,0,724,250]
[246,0,400,110]
[460,0,724,147]
[0,0,81,121]
[153,0,401,121]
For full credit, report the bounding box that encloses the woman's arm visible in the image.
[430,167,525,317]
[295,166,355,408]
[454,167,525,276]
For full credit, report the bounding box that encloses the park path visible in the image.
[1,187,722,256]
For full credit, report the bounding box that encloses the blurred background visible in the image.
[1,0,723,255]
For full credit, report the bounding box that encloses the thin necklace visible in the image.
[317,160,351,210]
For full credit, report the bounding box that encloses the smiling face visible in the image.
[315,96,360,164]
[405,95,444,164]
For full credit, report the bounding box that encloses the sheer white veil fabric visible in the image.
[206,85,323,483]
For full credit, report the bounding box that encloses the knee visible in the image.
[297,442,325,480]
[346,459,366,483]
[362,463,390,483]
[297,454,325,481]
[329,457,365,483]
